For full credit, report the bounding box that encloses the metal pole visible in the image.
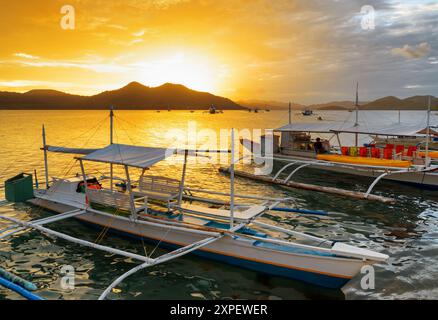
[398,109,401,123]
[288,102,292,125]
[425,96,431,168]
[110,106,114,191]
[177,150,189,206]
[354,82,359,147]
[336,133,342,149]
[42,125,49,189]
[230,129,235,228]
[124,165,137,220]
[79,159,88,207]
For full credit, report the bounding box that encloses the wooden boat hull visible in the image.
[29,196,368,289]
[274,154,438,190]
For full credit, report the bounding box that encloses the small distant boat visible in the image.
[265,109,271,112]
[254,109,259,113]
[190,110,195,113]
[302,109,313,116]
[209,105,216,114]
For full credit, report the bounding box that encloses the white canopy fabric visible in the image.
[331,122,438,137]
[46,146,100,155]
[275,122,355,133]
[80,144,175,169]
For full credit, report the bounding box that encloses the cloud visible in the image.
[404,85,422,89]
[13,53,39,60]
[132,29,145,37]
[0,80,72,88]
[18,59,128,73]
[391,42,431,59]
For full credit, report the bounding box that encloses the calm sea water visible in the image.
[0,109,437,300]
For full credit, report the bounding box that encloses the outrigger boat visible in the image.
[243,98,438,192]
[0,109,388,299]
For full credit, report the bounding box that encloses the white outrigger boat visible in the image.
[248,98,438,193]
[0,110,388,299]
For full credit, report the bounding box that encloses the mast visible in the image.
[288,102,292,125]
[354,82,359,147]
[42,125,49,189]
[425,96,431,168]
[230,128,235,228]
[110,106,114,191]
[177,149,188,206]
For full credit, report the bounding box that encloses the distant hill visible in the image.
[237,99,306,110]
[239,96,438,111]
[361,95,438,110]
[0,82,245,110]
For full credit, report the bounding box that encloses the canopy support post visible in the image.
[42,125,49,189]
[124,165,137,221]
[110,106,114,191]
[425,96,431,168]
[177,150,189,206]
[336,133,342,149]
[354,82,359,147]
[230,129,235,229]
[79,159,88,207]
[288,102,292,124]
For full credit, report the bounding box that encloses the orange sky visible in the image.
[0,0,436,103]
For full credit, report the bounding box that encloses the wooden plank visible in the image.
[176,203,265,222]
[219,167,395,204]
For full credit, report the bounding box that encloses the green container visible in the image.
[4,173,34,202]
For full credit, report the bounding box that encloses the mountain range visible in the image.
[0,82,244,110]
[0,82,436,110]
[243,96,437,110]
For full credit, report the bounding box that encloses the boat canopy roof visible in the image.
[73,143,230,169]
[79,144,175,169]
[275,122,354,133]
[331,122,438,137]
[46,146,99,155]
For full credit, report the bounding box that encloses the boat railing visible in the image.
[86,188,147,213]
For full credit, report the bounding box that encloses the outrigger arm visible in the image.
[99,234,222,300]
[98,222,246,300]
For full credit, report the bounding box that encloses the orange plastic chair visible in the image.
[395,145,404,155]
[371,148,380,158]
[359,147,368,157]
[341,147,349,156]
[383,148,393,159]
[407,146,417,157]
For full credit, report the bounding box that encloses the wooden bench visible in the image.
[86,188,146,214]
[175,203,266,223]
[135,176,181,207]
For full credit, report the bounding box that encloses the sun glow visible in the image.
[134,52,219,93]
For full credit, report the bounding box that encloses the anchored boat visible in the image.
[0,110,389,299]
[242,97,438,192]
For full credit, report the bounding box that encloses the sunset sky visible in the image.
[0,0,436,104]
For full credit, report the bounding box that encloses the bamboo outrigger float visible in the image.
[0,109,389,299]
